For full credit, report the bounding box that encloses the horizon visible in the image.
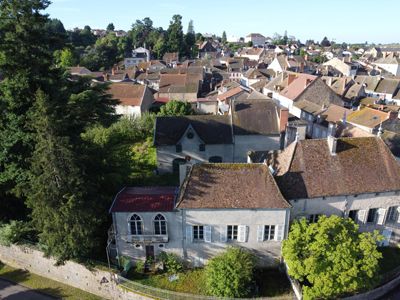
[48,0,399,45]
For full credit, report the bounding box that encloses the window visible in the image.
[154,214,167,235]
[172,158,186,174]
[227,225,238,241]
[129,214,143,235]
[186,131,194,139]
[367,208,378,223]
[309,214,320,223]
[193,225,204,241]
[264,225,275,241]
[176,144,182,153]
[209,156,222,163]
[348,210,358,222]
[199,144,205,152]
[387,206,399,222]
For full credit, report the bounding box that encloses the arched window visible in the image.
[154,214,167,235]
[129,214,143,235]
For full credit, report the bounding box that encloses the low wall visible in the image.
[0,244,150,300]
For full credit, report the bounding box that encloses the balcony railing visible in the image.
[127,234,168,243]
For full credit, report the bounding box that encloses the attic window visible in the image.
[199,144,206,152]
[176,144,182,153]
[187,131,194,139]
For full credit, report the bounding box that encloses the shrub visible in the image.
[0,220,32,246]
[135,260,145,273]
[205,247,256,298]
[157,252,184,274]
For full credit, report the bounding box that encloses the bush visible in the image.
[0,220,33,246]
[157,252,184,274]
[205,247,256,298]
[135,260,145,273]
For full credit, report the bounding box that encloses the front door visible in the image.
[145,245,155,260]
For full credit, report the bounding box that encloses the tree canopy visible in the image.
[282,215,382,299]
[158,101,194,116]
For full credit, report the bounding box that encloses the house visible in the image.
[374,78,400,101]
[154,99,288,173]
[124,47,150,69]
[346,107,392,134]
[108,83,155,117]
[322,57,358,77]
[373,56,400,77]
[163,52,179,66]
[309,104,351,139]
[157,71,202,102]
[267,136,400,244]
[241,68,269,87]
[238,47,265,61]
[68,66,92,76]
[245,33,266,46]
[110,164,291,266]
[198,41,218,59]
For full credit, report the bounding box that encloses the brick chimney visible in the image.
[287,74,296,86]
[388,110,399,120]
[279,108,289,132]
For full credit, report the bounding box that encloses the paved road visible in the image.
[0,279,56,300]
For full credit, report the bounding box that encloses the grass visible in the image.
[127,267,293,298]
[0,262,102,300]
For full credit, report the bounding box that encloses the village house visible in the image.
[109,163,291,267]
[198,40,218,59]
[322,57,358,77]
[374,56,400,76]
[245,33,266,46]
[267,136,400,244]
[154,99,288,173]
[238,47,265,61]
[108,83,155,117]
[124,47,151,69]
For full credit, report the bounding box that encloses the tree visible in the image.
[55,48,76,67]
[184,20,196,58]
[106,23,115,32]
[205,247,256,298]
[283,215,382,300]
[222,31,227,44]
[0,0,57,220]
[158,101,194,116]
[166,15,184,54]
[320,36,331,47]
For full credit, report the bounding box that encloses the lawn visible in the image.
[127,267,293,298]
[0,262,102,300]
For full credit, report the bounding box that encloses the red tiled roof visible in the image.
[110,187,177,213]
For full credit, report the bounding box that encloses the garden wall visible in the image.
[0,244,150,300]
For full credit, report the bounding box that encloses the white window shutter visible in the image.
[238,225,247,243]
[186,225,193,243]
[396,207,400,223]
[204,226,212,243]
[257,225,264,242]
[357,209,367,224]
[377,208,387,225]
[275,225,284,241]
[220,228,227,243]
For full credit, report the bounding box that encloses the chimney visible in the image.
[279,108,289,132]
[388,110,399,120]
[327,135,337,155]
[287,74,296,86]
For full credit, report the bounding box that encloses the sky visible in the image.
[48,0,399,44]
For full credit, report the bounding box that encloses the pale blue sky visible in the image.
[48,0,398,44]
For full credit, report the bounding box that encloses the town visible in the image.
[1,1,400,300]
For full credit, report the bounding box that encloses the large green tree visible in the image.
[0,0,58,219]
[158,100,194,116]
[166,15,184,55]
[283,215,382,299]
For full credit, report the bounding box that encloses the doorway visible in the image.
[145,245,155,260]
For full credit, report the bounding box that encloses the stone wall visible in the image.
[0,244,150,300]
